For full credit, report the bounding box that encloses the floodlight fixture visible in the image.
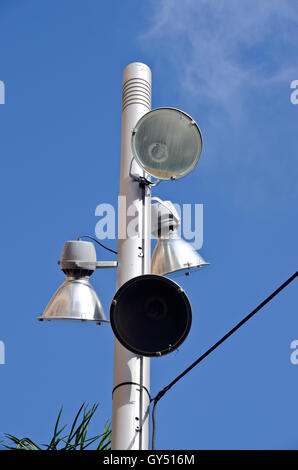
[151,198,209,276]
[151,229,209,277]
[38,240,116,324]
[131,107,203,180]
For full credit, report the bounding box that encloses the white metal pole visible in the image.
[111,63,152,450]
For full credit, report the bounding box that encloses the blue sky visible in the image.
[0,0,297,450]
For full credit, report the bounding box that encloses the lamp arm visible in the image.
[58,260,118,269]
[129,156,162,187]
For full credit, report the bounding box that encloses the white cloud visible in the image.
[141,0,298,112]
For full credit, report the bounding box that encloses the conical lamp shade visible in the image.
[152,234,209,276]
[38,275,108,323]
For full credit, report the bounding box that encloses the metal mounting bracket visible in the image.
[58,260,118,269]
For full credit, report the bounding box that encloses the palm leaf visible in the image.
[3,403,111,450]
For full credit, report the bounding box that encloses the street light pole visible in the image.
[111,63,152,450]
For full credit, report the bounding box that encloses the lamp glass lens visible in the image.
[132,108,202,180]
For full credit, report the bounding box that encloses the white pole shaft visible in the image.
[111,63,152,450]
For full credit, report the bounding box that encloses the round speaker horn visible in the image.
[110,274,192,357]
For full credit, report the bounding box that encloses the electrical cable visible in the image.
[77,235,118,255]
[150,271,298,450]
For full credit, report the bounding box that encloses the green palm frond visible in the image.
[3,403,111,450]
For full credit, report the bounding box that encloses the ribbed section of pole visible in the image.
[111,63,152,450]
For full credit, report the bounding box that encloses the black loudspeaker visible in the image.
[110,274,192,357]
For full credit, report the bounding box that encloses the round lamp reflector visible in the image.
[131,108,203,180]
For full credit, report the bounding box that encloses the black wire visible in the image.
[150,271,298,450]
[78,235,118,255]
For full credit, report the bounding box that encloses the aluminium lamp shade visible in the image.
[38,240,108,324]
[38,275,107,323]
[131,107,203,180]
[151,230,210,276]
